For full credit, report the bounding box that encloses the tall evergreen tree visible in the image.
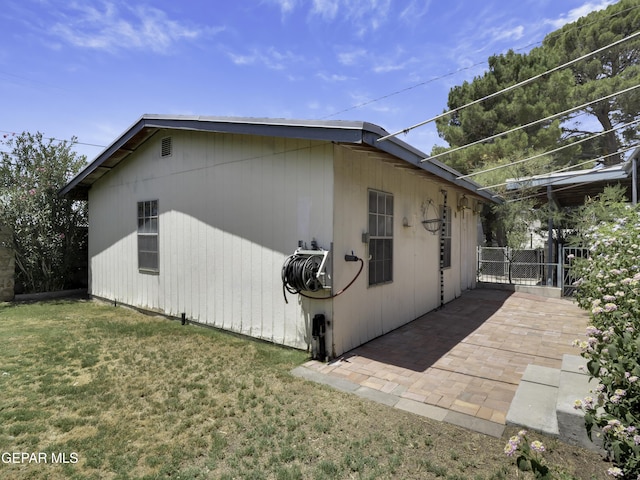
[434,0,640,174]
[543,0,640,165]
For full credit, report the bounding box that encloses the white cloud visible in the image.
[399,0,432,24]
[271,0,298,15]
[317,72,350,82]
[227,51,257,66]
[545,0,616,29]
[307,0,392,35]
[267,0,392,36]
[372,62,408,74]
[371,48,418,74]
[311,0,340,20]
[336,47,367,66]
[226,46,304,71]
[488,25,525,42]
[50,2,220,54]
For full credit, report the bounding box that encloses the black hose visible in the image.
[282,254,363,303]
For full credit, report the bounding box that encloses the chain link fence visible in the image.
[477,247,555,286]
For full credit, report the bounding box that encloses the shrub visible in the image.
[572,208,640,479]
[0,132,87,292]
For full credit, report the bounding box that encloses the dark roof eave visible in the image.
[60,115,369,199]
[361,130,501,204]
[61,114,501,204]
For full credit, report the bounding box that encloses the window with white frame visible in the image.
[137,200,159,272]
[368,189,393,285]
[440,205,452,269]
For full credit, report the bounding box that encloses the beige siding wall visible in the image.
[330,146,480,356]
[88,130,334,350]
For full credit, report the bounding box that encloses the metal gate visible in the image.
[561,246,589,296]
[477,247,547,286]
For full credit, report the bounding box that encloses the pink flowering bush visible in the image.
[503,430,552,478]
[572,208,640,479]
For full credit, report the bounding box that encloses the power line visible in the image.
[377,30,640,142]
[424,84,640,163]
[0,130,106,149]
[321,4,640,121]
[458,119,640,180]
[320,62,488,120]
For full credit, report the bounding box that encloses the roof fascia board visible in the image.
[142,117,365,143]
[59,116,150,196]
[61,115,367,197]
[361,130,500,204]
[61,114,501,204]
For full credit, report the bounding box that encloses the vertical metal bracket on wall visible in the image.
[440,189,447,309]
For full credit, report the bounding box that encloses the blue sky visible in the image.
[0,0,618,162]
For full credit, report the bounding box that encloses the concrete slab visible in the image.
[395,398,448,421]
[355,386,399,407]
[521,364,560,387]
[291,366,360,393]
[556,367,603,453]
[444,411,506,438]
[506,380,559,436]
[561,354,588,375]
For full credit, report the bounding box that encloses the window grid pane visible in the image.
[137,200,159,271]
[368,190,393,286]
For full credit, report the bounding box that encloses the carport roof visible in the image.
[506,148,640,207]
[60,114,500,204]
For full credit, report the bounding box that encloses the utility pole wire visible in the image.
[376,30,640,143]
[457,118,640,180]
[476,144,639,191]
[422,84,640,163]
[321,5,640,121]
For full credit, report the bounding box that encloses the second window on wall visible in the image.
[440,205,452,269]
[368,189,393,286]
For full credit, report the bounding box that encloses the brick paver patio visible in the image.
[302,288,590,427]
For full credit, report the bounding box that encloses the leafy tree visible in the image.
[543,0,640,164]
[471,150,551,247]
[569,184,631,245]
[0,132,87,293]
[434,0,640,174]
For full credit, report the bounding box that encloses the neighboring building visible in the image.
[62,115,497,357]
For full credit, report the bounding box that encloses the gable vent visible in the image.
[161,137,172,157]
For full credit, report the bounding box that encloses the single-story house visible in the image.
[62,114,498,358]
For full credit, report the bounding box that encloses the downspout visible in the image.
[633,156,637,206]
[440,190,447,308]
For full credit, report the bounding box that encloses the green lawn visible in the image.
[0,299,607,479]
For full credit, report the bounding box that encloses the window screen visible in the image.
[137,200,159,271]
[368,189,393,285]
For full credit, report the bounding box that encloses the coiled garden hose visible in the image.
[281,253,364,303]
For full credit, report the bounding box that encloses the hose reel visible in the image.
[281,246,331,303]
[281,242,364,303]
